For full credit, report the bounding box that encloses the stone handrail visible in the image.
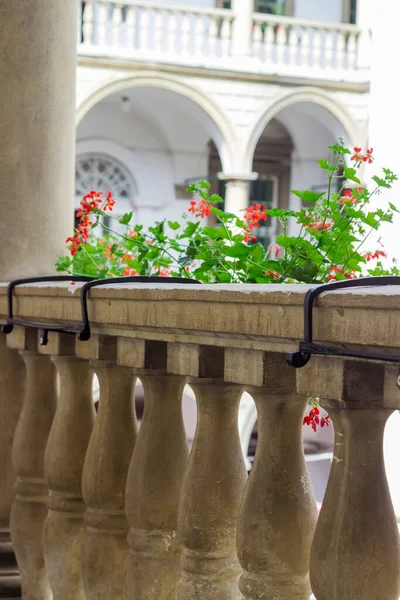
[252,12,370,74]
[1,280,399,600]
[77,1,371,81]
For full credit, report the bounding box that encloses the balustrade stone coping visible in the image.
[0,281,399,353]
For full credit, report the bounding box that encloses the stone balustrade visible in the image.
[77,0,370,83]
[0,280,399,600]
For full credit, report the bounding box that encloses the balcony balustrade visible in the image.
[0,280,399,600]
[77,0,371,83]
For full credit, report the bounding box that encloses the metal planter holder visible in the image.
[2,275,201,345]
[286,276,400,371]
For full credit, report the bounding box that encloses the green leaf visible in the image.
[266,208,298,218]
[372,175,391,189]
[343,167,361,184]
[198,180,211,189]
[168,221,181,231]
[223,243,251,259]
[249,243,265,262]
[318,159,337,172]
[328,144,351,154]
[389,202,400,213]
[179,221,200,238]
[119,212,133,225]
[209,194,223,204]
[203,226,227,240]
[210,206,236,221]
[291,190,325,203]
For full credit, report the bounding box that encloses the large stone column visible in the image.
[0,2,77,596]
[0,0,77,281]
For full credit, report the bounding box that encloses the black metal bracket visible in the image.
[2,276,96,344]
[77,276,201,342]
[286,276,400,368]
[2,275,201,346]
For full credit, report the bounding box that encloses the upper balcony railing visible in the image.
[77,0,371,83]
[1,280,400,600]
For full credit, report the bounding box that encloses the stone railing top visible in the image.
[253,11,363,33]
[0,281,399,351]
[91,0,233,17]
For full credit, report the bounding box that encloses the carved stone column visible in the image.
[169,343,247,600]
[7,328,57,600]
[226,349,317,600]
[81,360,137,600]
[0,335,24,598]
[119,338,189,600]
[43,334,95,600]
[298,357,400,600]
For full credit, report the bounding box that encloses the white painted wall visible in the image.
[76,90,215,228]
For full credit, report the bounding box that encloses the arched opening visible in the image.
[246,94,357,239]
[76,83,232,228]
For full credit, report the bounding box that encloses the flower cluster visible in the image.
[303,407,330,432]
[243,204,267,242]
[339,188,361,205]
[66,191,116,256]
[188,198,213,218]
[306,217,334,231]
[351,146,374,166]
[364,250,387,262]
[327,265,358,281]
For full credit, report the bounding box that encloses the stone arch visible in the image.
[244,87,361,172]
[76,72,239,173]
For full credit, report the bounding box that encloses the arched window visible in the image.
[75,154,135,210]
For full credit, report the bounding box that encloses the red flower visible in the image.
[268,244,280,258]
[363,250,387,262]
[339,189,359,205]
[327,265,358,281]
[242,204,268,241]
[303,407,330,432]
[351,146,374,165]
[188,198,213,218]
[305,218,333,231]
[123,266,139,277]
[103,191,116,212]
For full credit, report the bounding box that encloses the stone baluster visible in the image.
[324,29,334,70]
[252,21,263,59]
[153,8,165,54]
[97,2,108,47]
[225,349,317,600]
[111,4,123,49]
[139,6,152,52]
[169,343,247,600]
[0,335,25,597]
[265,23,276,63]
[297,357,400,600]
[311,26,323,68]
[81,354,137,600]
[208,14,220,57]
[126,6,137,48]
[119,339,188,600]
[193,13,205,57]
[299,26,310,66]
[220,15,232,57]
[347,31,358,70]
[275,23,287,65]
[7,327,57,600]
[336,31,346,70]
[42,333,95,600]
[180,11,192,55]
[287,26,299,66]
[82,1,94,47]
[166,8,179,54]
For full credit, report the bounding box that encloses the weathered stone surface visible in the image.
[82,362,137,600]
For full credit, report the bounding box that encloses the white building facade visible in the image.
[75,0,370,245]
